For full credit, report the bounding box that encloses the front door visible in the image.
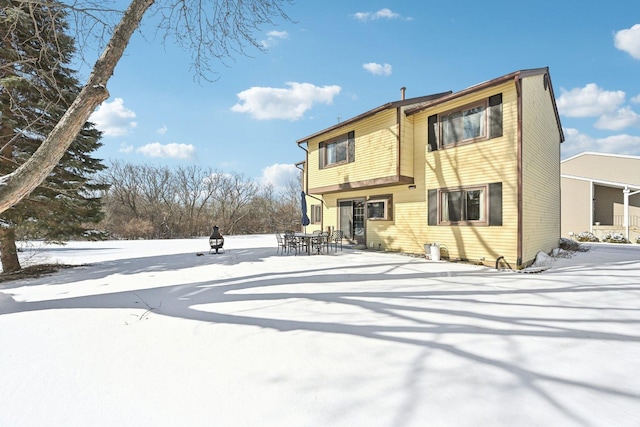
[339,199,365,246]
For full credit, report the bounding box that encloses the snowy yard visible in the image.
[1,235,639,426]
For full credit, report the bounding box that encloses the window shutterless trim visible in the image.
[366,194,393,221]
[311,204,322,224]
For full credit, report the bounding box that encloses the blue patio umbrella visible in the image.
[301,191,310,226]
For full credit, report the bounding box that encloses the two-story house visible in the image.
[296,68,564,268]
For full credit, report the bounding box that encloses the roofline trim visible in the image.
[405,68,551,116]
[296,91,452,145]
[562,173,640,190]
[562,151,640,163]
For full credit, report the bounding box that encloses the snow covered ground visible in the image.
[1,235,639,427]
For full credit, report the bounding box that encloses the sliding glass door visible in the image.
[339,199,365,246]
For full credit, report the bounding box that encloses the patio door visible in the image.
[339,199,365,246]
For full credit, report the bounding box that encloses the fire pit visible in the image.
[209,225,224,254]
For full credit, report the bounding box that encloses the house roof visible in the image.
[296,67,564,145]
[561,151,640,188]
[404,67,564,143]
[295,91,452,145]
[405,68,545,114]
[562,151,640,163]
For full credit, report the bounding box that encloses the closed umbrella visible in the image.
[301,191,310,226]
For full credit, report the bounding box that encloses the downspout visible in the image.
[395,87,407,179]
[296,142,325,208]
[515,75,523,267]
[297,141,309,194]
[396,107,402,178]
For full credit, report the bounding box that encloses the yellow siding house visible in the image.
[296,68,564,268]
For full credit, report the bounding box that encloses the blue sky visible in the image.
[84,0,640,192]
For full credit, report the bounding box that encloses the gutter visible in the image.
[295,147,324,206]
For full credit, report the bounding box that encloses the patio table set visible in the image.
[276,230,343,255]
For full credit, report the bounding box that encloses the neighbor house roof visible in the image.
[562,151,640,163]
[561,151,640,188]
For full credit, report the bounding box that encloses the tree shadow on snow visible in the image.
[2,245,640,425]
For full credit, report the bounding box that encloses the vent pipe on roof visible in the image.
[401,87,406,100]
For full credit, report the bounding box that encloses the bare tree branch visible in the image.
[0,0,152,212]
[0,0,293,213]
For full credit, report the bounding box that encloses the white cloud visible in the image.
[118,142,134,153]
[136,142,195,160]
[556,84,625,118]
[363,62,392,76]
[231,82,341,121]
[562,127,640,159]
[261,30,289,48]
[260,163,300,191]
[614,24,640,59]
[594,106,640,130]
[89,98,137,136]
[632,94,640,104]
[353,8,403,22]
[157,125,168,135]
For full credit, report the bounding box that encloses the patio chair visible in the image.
[275,233,288,255]
[296,234,310,254]
[311,231,329,255]
[283,231,300,255]
[329,230,344,252]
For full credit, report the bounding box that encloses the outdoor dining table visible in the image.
[294,232,321,255]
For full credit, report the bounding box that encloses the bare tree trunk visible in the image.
[0,227,20,273]
[0,0,155,214]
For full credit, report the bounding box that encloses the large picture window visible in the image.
[427,94,502,152]
[441,103,486,146]
[440,186,486,224]
[319,131,355,168]
[326,136,348,165]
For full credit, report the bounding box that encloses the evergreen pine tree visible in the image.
[0,0,107,272]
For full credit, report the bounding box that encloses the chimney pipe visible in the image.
[401,87,406,100]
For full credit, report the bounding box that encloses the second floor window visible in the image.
[441,103,486,146]
[326,137,348,165]
[319,131,355,168]
[427,93,502,152]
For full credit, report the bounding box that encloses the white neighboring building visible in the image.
[561,152,640,242]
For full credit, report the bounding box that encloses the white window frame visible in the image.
[366,195,392,221]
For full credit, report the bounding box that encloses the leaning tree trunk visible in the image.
[0,227,20,273]
[0,0,155,214]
